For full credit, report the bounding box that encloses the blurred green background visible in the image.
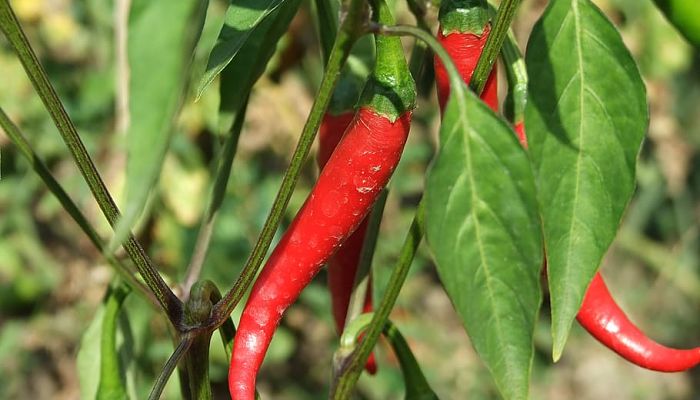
[1,0,700,398]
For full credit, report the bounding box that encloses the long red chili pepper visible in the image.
[577,273,700,372]
[228,1,415,397]
[318,112,378,375]
[434,0,497,113]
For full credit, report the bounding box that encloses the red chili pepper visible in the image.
[514,121,527,147]
[434,0,497,113]
[318,112,378,375]
[228,1,415,396]
[577,273,700,372]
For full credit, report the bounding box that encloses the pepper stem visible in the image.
[359,0,416,121]
[439,0,490,35]
[375,24,465,93]
[500,29,527,125]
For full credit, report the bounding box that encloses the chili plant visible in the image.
[1,0,700,398]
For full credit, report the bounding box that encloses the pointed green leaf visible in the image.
[218,0,301,132]
[78,284,132,400]
[196,0,287,99]
[425,84,542,400]
[524,0,647,360]
[108,0,208,252]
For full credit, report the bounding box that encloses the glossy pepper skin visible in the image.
[433,0,497,114]
[434,25,498,113]
[228,6,415,391]
[577,273,700,372]
[318,112,378,375]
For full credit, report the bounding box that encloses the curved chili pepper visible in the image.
[318,112,377,375]
[577,273,700,372]
[228,1,415,397]
[434,0,497,113]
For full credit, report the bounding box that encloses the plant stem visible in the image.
[219,314,237,358]
[181,98,249,299]
[148,335,194,400]
[406,0,433,96]
[376,24,464,92]
[182,281,221,400]
[209,0,368,329]
[185,334,214,400]
[470,0,521,94]
[0,0,182,323]
[0,108,157,305]
[331,200,425,398]
[500,29,527,124]
[337,314,437,399]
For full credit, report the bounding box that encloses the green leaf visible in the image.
[653,0,700,47]
[109,0,208,252]
[425,84,542,400]
[311,0,340,64]
[196,0,288,99]
[78,284,132,400]
[524,0,648,360]
[218,0,301,132]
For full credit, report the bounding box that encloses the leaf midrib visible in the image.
[457,93,521,389]
[558,0,586,331]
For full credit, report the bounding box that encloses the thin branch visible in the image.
[148,335,194,400]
